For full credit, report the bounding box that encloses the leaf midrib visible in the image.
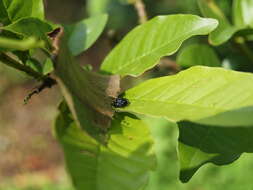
[127,98,226,113]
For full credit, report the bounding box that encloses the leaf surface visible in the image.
[55,104,155,190]
[54,34,120,140]
[1,18,53,50]
[2,0,44,23]
[101,15,218,77]
[65,14,108,56]
[121,65,253,182]
[198,0,237,45]
[177,44,221,67]
[122,66,253,122]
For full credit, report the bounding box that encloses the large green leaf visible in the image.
[198,0,238,45]
[120,65,253,182]
[100,15,218,77]
[233,0,253,28]
[121,66,253,122]
[64,14,108,56]
[54,33,120,140]
[177,44,221,67]
[1,0,44,23]
[55,103,155,190]
[1,18,53,50]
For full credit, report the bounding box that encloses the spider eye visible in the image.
[112,97,129,108]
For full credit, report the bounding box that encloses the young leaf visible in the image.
[54,32,120,139]
[198,0,237,45]
[100,15,218,77]
[0,1,9,24]
[55,104,155,190]
[42,58,54,75]
[121,66,253,122]
[87,0,110,15]
[177,44,221,67]
[64,14,108,56]
[1,18,53,50]
[1,0,44,23]
[233,0,253,28]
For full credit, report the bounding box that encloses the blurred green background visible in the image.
[1,0,253,189]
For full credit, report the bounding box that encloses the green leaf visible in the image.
[100,15,218,77]
[87,0,110,15]
[198,0,237,45]
[177,118,253,182]
[55,103,155,190]
[177,44,221,67]
[25,58,43,73]
[54,34,120,140]
[233,0,253,28]
[30,0,45,20]
[121,66,253,122]
[0,1,9,24]
[64,14,108,56]
[125,64,253,183]
[2,0,44,23]
[1,18,53,50]
[42,58,54,75]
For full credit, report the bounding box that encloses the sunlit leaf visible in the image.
[121,66,253,122]
[1,18,53,50]
[198,0,237,45]
[1,0,44,23]
[101,15,218,77]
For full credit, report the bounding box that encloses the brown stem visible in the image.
[134,0,148,24]
[0,52,57,103]
[0,53,45,80]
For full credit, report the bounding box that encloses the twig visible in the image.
[0,37,45,51]
[134,0,148,24]
[24,77,57,104]
[0,52,57,103]
[0,53,45,80]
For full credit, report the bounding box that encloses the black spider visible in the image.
[112,97,129,108]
